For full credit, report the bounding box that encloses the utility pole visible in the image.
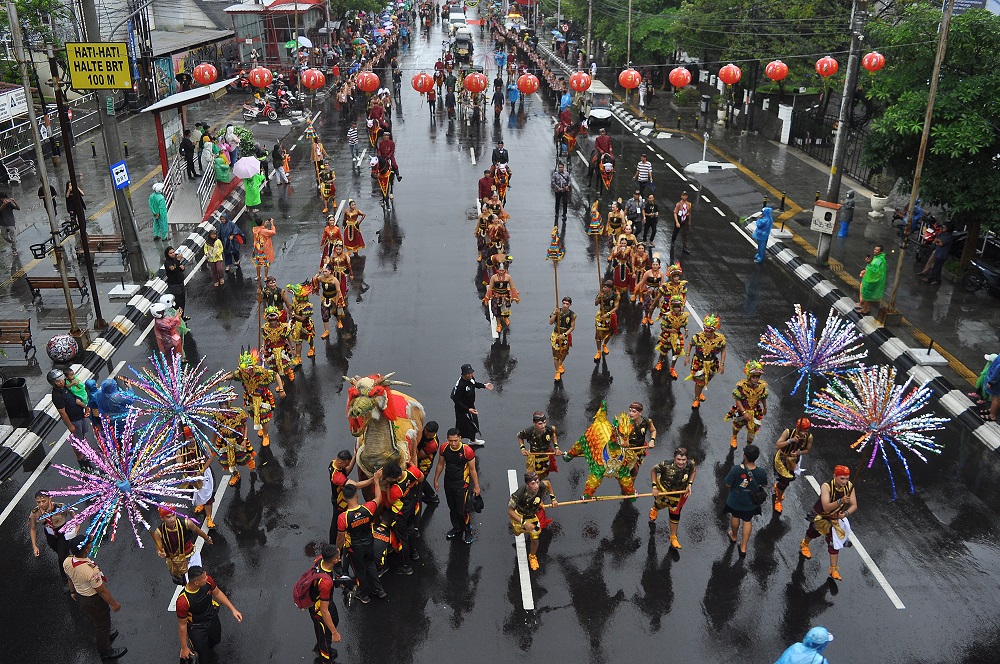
[816,0,865,266]
[4,0,83,336]
[80,0,149,285]
[626,0,633,64]
[887,0,956,313]
[46,44,105,328]
[586,0,592,67]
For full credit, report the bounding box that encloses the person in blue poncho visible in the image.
[775,626,834,664]
[754,206,774,264]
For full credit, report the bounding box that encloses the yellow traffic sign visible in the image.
[66,42,132,90]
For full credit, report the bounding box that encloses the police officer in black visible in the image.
[433,428,481,544]
[451,363,493,446]
[335,474,385,603]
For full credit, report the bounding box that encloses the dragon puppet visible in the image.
[344,373,426,478]
[563,402,637,499]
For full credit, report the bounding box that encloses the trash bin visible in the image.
[1,377,31,419]
[700,95,711,114]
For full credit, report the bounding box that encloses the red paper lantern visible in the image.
[247,67,273,88]
[464,72,488,94]
[301,69,326,90]
[356,71,381,93]
[862,51,886,73]
[569,71,592,93]
[816,56,839,77]
[668,67,692,89]
[192,63,218,86]
[618,68,641,90]
[718,64,742,86]
[517,73,539,95]
[764,60,788,82]
[411,72,434,94]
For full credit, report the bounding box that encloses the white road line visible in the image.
[686,300,704,332]
[577,151,588,167]
[470,147,476,165]
[701,195,711,203]
[666,163,688,182]
[714,206,726,217]
[507,469,534,611]
[168,474,233,612]
[729,220,758,248]
[311,110,322,123]
[655,154,665,161]
[357,148,368,169]
[334,199,346,224]
[804,475,905,609]
[134,320,155,346]
[288,144,297,153]
[0,431,70,528]
[476,196,482,216]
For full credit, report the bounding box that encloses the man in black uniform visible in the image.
[180,129,198,179]
[625,402,657,478]
[508,472,557,570]
[451,363,493,446]
[433,428,481,544]
[335,477,385,603]
[176,566,243,664]
[491,140,509,165]
[416,421,441,505]
[307,544,342,663]
[381,461,424,574]
[328,450,355,544]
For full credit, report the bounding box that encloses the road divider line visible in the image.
[470,147,476,165]
[357,148,368,170]
[577,152,588,167]
[655,153,665,161]
[701,195,711,203]
[729,220,758,248]
[804,474,905,609]
[666,163,688,181]
[168,473,233,612]
[507,469,534,611]
[334,199,346,224]
[714,206,726,217]
[184,256,208,285]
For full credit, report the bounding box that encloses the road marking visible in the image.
[311,110,322,123]
[729,220,758,248]
[666,162,688,182]
[357,148,368,169]
[507,468,534,611]
[288,144,297,153]
[714,206,726,217]
[686,299,704,332]
[655,154,665,161]
[0,361,125,528]
[334,199,346,224]
[470,147,476,165]
[804,475,905,609]
[168,473,232,612]
[577,152,588,167]
[701,195,711,203]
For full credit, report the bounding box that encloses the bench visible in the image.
[0,319,36,361]
[76,234,128,268]
[2,155,36,185]
[24,275,88,304]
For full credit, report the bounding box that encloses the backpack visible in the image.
[292,561,325,609]
[744,464,767,505]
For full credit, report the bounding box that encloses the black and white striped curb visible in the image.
[747,221,1000,452]
[609,101,678,140]
[0,187,246,481]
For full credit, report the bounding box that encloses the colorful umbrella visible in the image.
[232,156,261,180]
[352,37,368,45]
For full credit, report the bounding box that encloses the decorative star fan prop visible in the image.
[42,411,197,556]
[806,365,949,497]
[759,305,867,402]
[126,352,237,456]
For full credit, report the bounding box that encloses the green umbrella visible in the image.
[284,39,298,49]
[352,37,368,45]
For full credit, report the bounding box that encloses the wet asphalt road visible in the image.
[4,17,1000,664]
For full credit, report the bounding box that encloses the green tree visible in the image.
[0,0,71,85]
[863,3,1000,267]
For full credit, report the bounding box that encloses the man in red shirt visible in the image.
[594,127,614,157]
[336,472,385,603]
[328,450,355,544]
[433,428,481,544]
[176,566,243,664]
[478,169,494,204]
[308,544,343,662]
[376,131,400,180]
[382,461,424,574]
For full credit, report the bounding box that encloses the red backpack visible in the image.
[292,559,325,609]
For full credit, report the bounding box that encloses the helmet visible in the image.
[703,313,720,330]
[46,369,66,385]
[152,182,164,193]
[287,283,311,300]
[158,293,176,308]
[149,303,167,319]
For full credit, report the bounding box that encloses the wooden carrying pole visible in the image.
[550,489,687,507]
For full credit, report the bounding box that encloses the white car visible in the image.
[449,12,467,34]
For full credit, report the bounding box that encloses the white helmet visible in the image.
[152,182,164,193]
[158,293,176,308]
[149,303,167,319]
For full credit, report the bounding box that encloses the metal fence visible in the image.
[0,93,99,160]
[788,110,874,186]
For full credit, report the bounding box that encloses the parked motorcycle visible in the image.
[962,258,1000,295]
[227,71,252,93]
[243,98,278,121]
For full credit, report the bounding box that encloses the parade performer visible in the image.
[605,199,625,237]
[287,283,316,362]
[725,360,769,448]
[635,254,663,324]
[475,212,492,262]
[319,169,337,214]
[377,130,401,181]
[416,422,440,505]
[655,295,689,378]
[320,215,342,267]
[619,221,639,248]
[152,508,212,585]
[434,428,481,544]
[609,236,633,302]
[483,189,509,220]
[326,240,353,299]
[342,200,366,255]
[214,396,254,486]
[366,117,383,148]
[517,412,561,527]
[259,275,290,314]
[799,465,857,581]
[649,447,696,549]
[381,462,423,574]
[483,248,512,286]
[624,402,657,478]
[492,163,511,205]
[773,417,813,514]
[550,297,576,380]
[486,214,510,256]
[685,314,727,409]
[563,402,636,500]
[231,350,277,443]
[485,263,520,334]
[508,472,557,570]
[654,262,688,314]
[594,280,620,361]
[252,218,277,280]
[315,266,347,336]
[261,307,295,393]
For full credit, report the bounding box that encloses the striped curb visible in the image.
[750,221,1000,452]
[0,186,245,480]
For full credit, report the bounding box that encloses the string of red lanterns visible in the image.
[192,63,217,86]
[464,72,488,94]
[411,72,434,94]
[668,66,692,88]
[569,71,592,93]
[517,73,539,95]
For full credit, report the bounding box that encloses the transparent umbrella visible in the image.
[232,156,261,180]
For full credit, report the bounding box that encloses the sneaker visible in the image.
[395,565,414,575]
[375,589,388,599]
[321,330,330,339]
[446,528,460,540]
[682,248,690,255]
[100,647,128,660]
[425,496,440,506]
[228,472,241,486]
[463,531,474,544]
[307,348,315,358]
[410,549,420,561]
[356,594,371,604]
[472,438,486,447]
[603,345,610,355]
[799,538,812,559]
[691,400,700,410]
[594,352,601,362]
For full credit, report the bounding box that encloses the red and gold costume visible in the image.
[288,283,316,360]
[343,204,366,254]
[327,243,352,297]
[486,217,509,254]
[655,297,689,377]
[491,164,511,203]
[609,241,633,298]
[686,315,727,392]
[635,261,662,324]
[232,350,277,433]
[725,360,768,447]
[215,405,254,485]
[261,307,295,380]
[320,219,342,266]
[605,204,625,237]
[475,213,491,261]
